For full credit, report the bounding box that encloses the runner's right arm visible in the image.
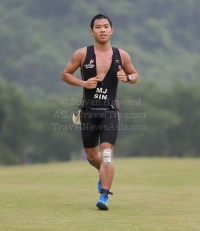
[62,48,101,89]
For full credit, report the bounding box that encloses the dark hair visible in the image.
[90,14,112,29]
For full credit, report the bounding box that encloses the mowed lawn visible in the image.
[0,158,200,231]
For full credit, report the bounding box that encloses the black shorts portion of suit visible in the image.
[81,109,119,148]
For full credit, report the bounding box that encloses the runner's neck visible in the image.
[94,42,112,52]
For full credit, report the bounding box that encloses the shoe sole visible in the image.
[96,201,108,210]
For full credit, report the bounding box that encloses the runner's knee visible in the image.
[100,143,113,151]
[85,149,98,162]
[100,143,114,165]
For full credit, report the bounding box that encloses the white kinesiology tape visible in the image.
[103,149,112,164]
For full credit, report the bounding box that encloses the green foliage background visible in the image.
[0,0,200,164]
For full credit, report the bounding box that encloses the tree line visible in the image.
[0,78,199,165]
[0,0,199,164]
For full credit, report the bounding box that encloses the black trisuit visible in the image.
[80,45,122,148]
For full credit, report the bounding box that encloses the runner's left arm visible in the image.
[117,50,138,84]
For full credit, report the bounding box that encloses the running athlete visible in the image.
[62,14,138,210]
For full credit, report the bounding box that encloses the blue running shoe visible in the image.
[98,180,102,193]
[96,189,113,210]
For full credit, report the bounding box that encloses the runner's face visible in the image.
[90,18,113,43]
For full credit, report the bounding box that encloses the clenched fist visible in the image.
[84,76,101,89]
[117,65,128,83]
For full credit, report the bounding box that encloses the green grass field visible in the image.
[0,158,200,231]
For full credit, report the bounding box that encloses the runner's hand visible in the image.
[117,65,128,83]
[84,76,101,89]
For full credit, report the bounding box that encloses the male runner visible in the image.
[62,14,138,210]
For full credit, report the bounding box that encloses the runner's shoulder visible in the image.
[118,49,131,66]
[119,49,130,59]
[73,47,87,60]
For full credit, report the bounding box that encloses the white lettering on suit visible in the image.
[94,88,107,100]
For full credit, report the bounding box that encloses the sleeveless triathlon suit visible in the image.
[80,45,122,148]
